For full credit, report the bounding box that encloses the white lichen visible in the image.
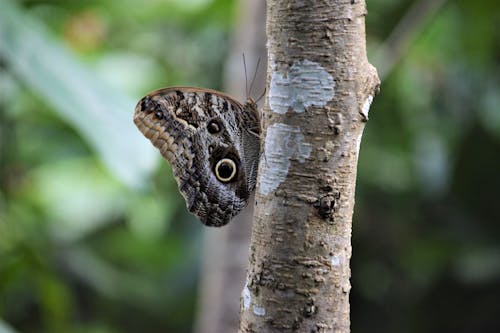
[259,123,312,196]
[355,132,363,154]
[361,95,373,120]
[253,305,266,317]
[331,255,342,267]
[269,59,335,114]
[241,283,251,310]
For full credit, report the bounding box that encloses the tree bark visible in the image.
[239,1,379,332]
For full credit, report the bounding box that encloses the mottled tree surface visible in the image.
[239,1,379,332]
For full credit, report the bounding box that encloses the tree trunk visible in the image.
[239,1,379,332]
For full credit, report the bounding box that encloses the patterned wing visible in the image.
[133,87,260,226]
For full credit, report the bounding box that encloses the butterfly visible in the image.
[134,87,261,226]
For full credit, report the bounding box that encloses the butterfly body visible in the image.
[134,87,260,227]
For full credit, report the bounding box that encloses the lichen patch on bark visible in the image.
[242,282,251,310]
[258,123,312,196]
[331,254,344,267]
[360,95,373,120]
[252,305,266,317]
[269,59,335,114]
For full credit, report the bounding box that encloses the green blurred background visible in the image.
[0,0,499,332]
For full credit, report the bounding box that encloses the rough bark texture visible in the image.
[239,1,379,332]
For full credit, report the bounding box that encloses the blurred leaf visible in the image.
[37,273,73,333]
[126,192,175,241]
[0,0,158,189]
[456,0,498,67]
[29,158,129,241]
[359,144,413,191]
[454,247,500,284]
[59,245,161,303]
[93,52,167,96]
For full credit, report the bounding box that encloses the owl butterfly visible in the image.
[134,87,261,227]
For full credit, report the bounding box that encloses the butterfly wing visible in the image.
[134,87,260,226]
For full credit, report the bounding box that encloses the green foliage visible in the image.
[0,0,499,332]
[0,0,227,332]
[353,1,500,332]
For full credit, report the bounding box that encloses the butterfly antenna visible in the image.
[243,53,249,98]
[256,87,266,104]
[248,57,261,98]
